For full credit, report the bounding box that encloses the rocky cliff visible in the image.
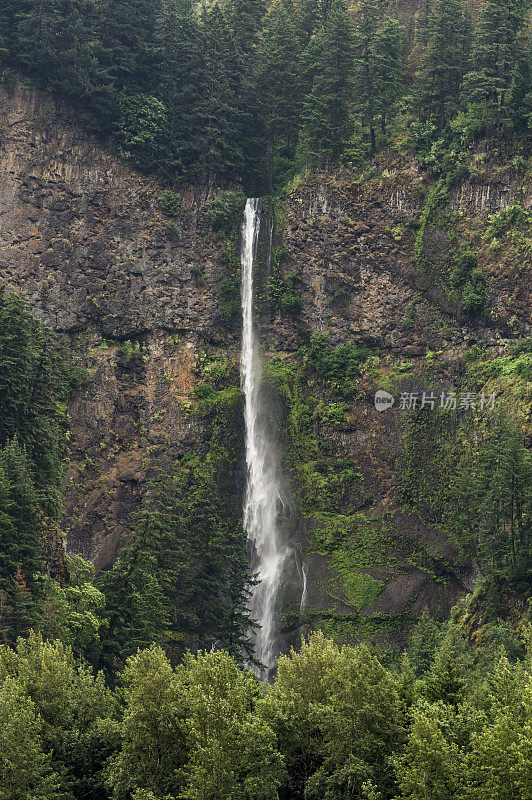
[0,78,530,650]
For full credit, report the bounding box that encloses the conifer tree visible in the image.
[97,0,163,92]
[0,290,73,517]
[99,457,255,672]
[194,4,245,180]
[0,0,21,62]
[0,440,43,594]
[417,0,471,128]
[354,0,381,154]
[98,544,168,675]
[14,0,104,102]
[476,413,531,580]
[294,0,324,44]
[228,0,266,55]
[297,0,355,167]
[255,0,303,191]
[374,16,405,133]
[151,1,204,178]
[0,439,44,643]
[462,0,531,128]
[507,31,532,130]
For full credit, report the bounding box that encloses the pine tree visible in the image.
[0,0,23,62]
[374,16,405,134]
[0,439,44,643]
[425,624,473,706]
[476,413,531,581]
[97,0,163,91]
[99,457,255,672]
[0,290,73,516]
[297,0,355,167]
[417,0,471,128]
[294,0,324,44]
[0,439,43,593]
[193,4,245,180]
[354,0,381,154]
[462,0,531,128]
[151,1,204,178]
[14,0,105,102]
[507,30,532,130]
[98,544,168,675]
[254,0,304,191]
[228,0,266,55]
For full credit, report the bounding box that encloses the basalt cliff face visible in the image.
[0,80,530,649]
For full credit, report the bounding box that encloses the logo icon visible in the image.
[374,390,394,412]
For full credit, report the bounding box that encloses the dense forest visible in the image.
[0,0,530,191]
[0,0,531,797]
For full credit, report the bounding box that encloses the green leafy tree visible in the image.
[97,542,168,676]
[265,632,403,800]
[105,644,188,799]
[0,631,113,800]
[507,31,532,130]
[180,650,285,800]
[41,555,106,662]
[394,700,466,800]
[116,92,168,173]
[461,656,532,800]
[0,676,61,800]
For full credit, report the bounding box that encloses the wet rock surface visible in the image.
[0,80,530,649]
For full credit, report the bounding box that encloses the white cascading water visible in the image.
[240,197,286,673]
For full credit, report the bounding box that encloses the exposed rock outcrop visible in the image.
[0,79,530,649]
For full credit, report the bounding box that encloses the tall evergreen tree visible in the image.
[476,413,531,580]
[297,0,355,167]
[354,0,381,154]
[294,0,324,44]
[254,0,304,192]
[193,4,245,180]
[14,0,104,102]
[99,457,255,673]
[507,30,532,130]
[374,16,405,133]
[416,0,471,128]
[0,290,74,516]
[151,0,204,178]
[0,439,44,643]
[462,0,531,128]
[97,0,163,92]
[228,0,266,55]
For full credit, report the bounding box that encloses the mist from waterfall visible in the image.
[240,197,286,675]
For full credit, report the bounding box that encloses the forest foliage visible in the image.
[2,624,532,800]
[0,0,530,796]
[0,0,529,192]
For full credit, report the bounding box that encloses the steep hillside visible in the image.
[1,77,529,651]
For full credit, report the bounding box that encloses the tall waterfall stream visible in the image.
[240,197,287,674]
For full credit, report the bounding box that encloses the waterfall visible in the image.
[240,197,286,674]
